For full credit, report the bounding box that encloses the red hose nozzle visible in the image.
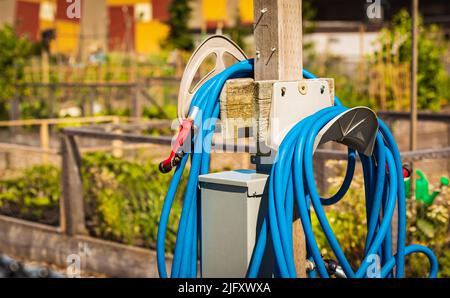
[159,148,185,173]
[159,108,198,174]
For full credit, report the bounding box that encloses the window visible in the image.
[135,3,152,22]
[40,1,56,22]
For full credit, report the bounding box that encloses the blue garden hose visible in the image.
[157,60,254,278]
[156,59,438,278]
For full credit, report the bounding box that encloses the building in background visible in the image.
[307,0,450,63]
[0,0,448,61]
[0,0,253,60]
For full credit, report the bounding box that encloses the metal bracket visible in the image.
[177,35,248,124]
[313,107,379,156]
[266,79,334,150]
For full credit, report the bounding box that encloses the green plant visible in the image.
[0,165,60,226]
[304,50,373,109]
[0,153,187,252]
[20,100,51,119]
[146,50,177,77]
[143,104,177,120]
[166,0,194,51]
[406,187,450,277]
[372,9,449,110]
[82,152,187,251]
[0,25,33,119]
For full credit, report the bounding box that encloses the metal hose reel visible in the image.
[177,35,248,124]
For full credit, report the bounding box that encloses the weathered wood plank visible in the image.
[220,78,255,140]
[254,81,276,154]
[60,135,88,236]
[252,0,305,278]
[40,122,50,163]
[220,78,334,153]
[0,116,121,127]
[253,0,303,81]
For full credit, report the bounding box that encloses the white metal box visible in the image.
[199,170,273,277]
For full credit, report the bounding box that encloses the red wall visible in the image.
[56,0,81,22]
[152,0,171,22]
[15,1,40,41]
[108,6,135,51]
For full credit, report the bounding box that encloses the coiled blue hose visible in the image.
[157,60,254,278]
[157,59,438,278]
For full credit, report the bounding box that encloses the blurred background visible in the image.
[0,0,449,278]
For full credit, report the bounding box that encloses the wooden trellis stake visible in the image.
[219,0,313,277]
[253,0,306,277]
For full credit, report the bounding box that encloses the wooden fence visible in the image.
[9,79,179,121]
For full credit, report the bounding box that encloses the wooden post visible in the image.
[40,122,50,164]
[410,0,418,161]
[4,151,12,170]
[253,0,306,277]
[60,134,88,236]
[42,52,50,87]
[447,124,450,175]
[112,116,124,158]
[316,156,328,195]
[9,90,20,122]
[79,0,108,62]
[253,0,303,81]
[9,89,21,135]
[84,86,97,116]
[0,0,16,27]
[357,23,366,91]
[132,81,143,119]
[48,84,56,118]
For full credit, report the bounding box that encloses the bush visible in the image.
[166,0,193,51]
[0,25,33,119]
[406,187,450,277]
[0,165,60,226]
[0,153,187,252]
[143,104,177,120]
[82,152,186,252]
[371,10,449,111]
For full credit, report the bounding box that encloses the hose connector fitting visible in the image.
[159,107,198,174]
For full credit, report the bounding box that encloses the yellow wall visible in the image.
[34,0,57,32]
[52,20,80,54]
[135,21,169,54]
[239,0,253,23]
[203,0,227,22]
[23,0,253,56]
[105,0,170,54]
[39,20,53,31]
[36,1,79,55]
